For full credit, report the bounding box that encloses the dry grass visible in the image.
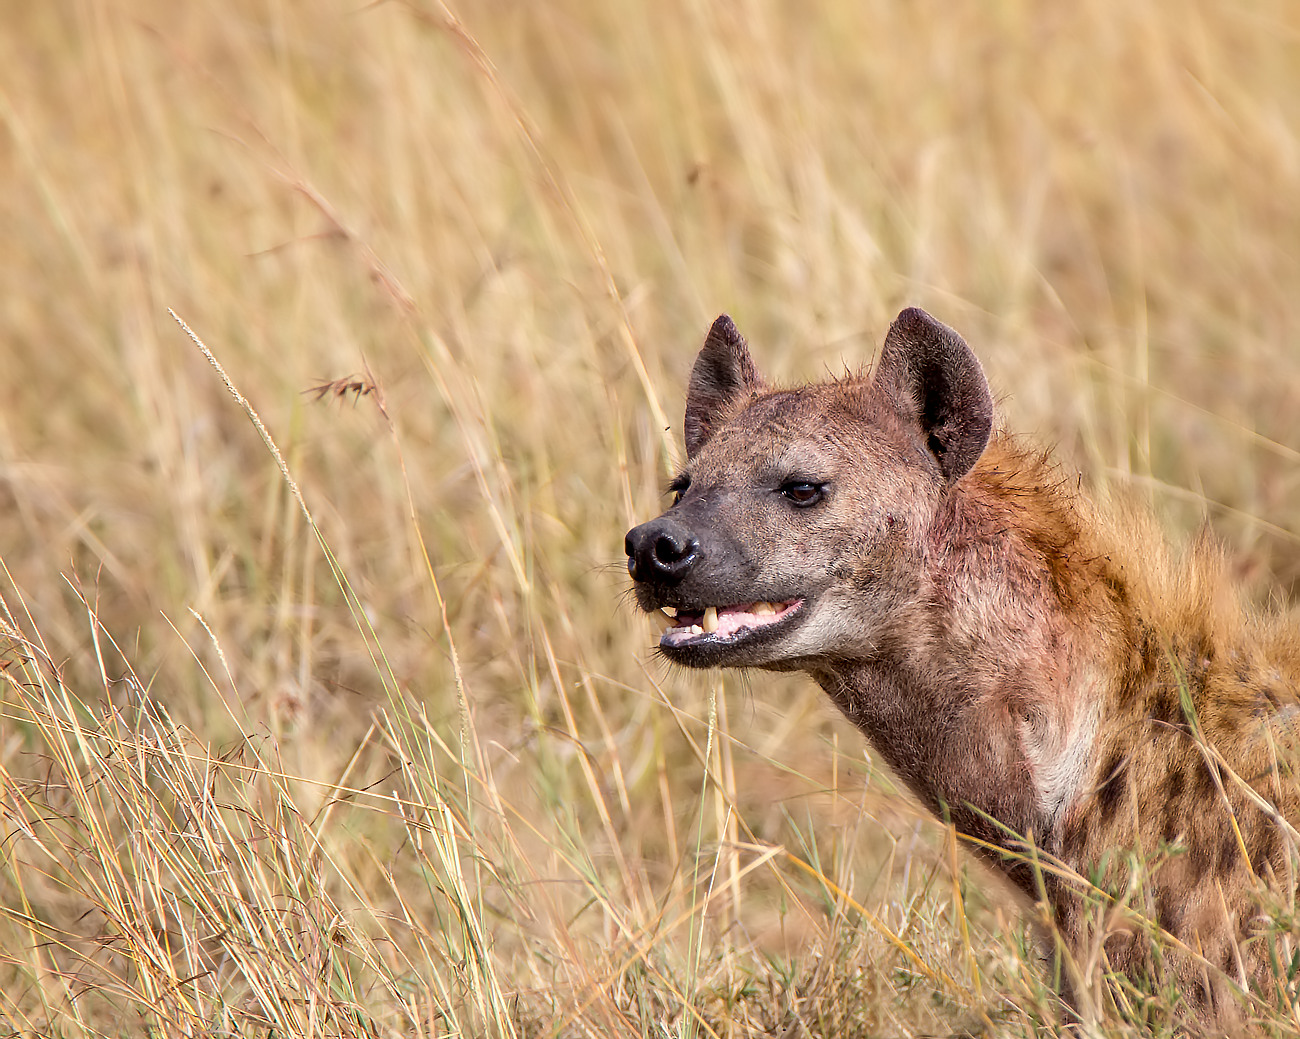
[1,0,1299,1035]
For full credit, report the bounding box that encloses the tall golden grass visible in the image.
[2,1,1299,1035]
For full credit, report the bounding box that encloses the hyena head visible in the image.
[625,307,993,672]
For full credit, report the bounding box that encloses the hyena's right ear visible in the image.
[684,315,766,458]
[873,307,993,483]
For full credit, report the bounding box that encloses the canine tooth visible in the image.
[702,606,719,633]
[753,601,775,616]
[660,606,678,619]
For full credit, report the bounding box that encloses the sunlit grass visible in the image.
[1,0,1299,1034]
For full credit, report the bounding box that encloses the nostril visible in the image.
[652,532,698,572]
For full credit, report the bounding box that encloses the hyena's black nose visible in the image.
[625,518,699,583]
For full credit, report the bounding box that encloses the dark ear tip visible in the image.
[892,306,938,334]
[708,313,741,339]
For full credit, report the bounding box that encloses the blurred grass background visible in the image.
[1,1,1299,1035]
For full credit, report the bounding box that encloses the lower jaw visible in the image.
[659,640,751,668]
[657,614,803,668]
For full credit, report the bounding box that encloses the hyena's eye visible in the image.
[780,481,827,507]
[668,474,690,506]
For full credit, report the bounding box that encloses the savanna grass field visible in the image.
[3,2,1300,1036]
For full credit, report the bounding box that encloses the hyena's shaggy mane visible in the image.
[966,432,1273,665]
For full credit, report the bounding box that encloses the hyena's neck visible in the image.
[815,439,1120,881]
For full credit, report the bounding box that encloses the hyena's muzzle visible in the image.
[624,512,808,668]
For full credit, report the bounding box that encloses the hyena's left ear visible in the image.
[874,307,993,482]
[684,315,766,458]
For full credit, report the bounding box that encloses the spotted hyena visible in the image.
[624,308,1300,1030]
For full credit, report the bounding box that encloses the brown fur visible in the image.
[625,310,1300,1031]
[925,435,1300,1025]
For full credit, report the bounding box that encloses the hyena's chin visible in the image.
[654,598,807,667]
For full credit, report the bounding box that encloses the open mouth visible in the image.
[657,599,803,649]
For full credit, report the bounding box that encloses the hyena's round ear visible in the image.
[684,315,766,458]
[874,307,993,482]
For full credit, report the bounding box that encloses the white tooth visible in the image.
[753,602,775,616]
[689,624,704,635]
[660,606,678,619]
[702,607,719,633]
